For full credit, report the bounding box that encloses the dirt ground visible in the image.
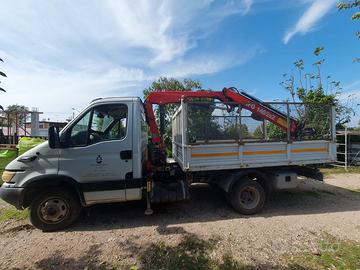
[0,173,360,269]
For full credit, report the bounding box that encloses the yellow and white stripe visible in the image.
[191,147,328,158]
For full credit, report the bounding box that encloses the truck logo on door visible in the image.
[96,155,103,164]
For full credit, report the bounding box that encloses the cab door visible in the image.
[58,102,133,205]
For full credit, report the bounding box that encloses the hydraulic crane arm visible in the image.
[144,87,297,147]
[144,90,229,146]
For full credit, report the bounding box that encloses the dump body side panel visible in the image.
[174,141,336,172]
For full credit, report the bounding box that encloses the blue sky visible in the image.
[0,0,359,125]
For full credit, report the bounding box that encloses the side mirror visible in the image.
[48,126,60,149]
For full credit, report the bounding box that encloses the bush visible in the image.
[18,137,45,154]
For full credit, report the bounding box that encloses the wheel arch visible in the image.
[22,175,85,208]
[216,169,270,193]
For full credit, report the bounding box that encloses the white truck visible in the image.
[0,87,336,231]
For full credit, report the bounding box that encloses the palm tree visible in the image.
[0,57,6,111]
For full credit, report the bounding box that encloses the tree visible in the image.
[253,126,263,138]
[267,123,286,140]
[280,47,355,133]
[143,77,202,154]
[5,105,29,128]
[223,124,249,138]
[313,47,325,87]
[337,0,360,62]
[253,124,286,140]
[0,57,6,111]
[187,104,223,142]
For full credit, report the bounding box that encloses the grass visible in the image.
[284,234,360,270]
[0,156,14,174]
[0,153,28,223]
[114,234,360,270]
[0,156,16,186]
[0,207,28,222]
[0,156,15,186]
[0,140,42,185]
[351,188,360,195]
[129,234,245,270]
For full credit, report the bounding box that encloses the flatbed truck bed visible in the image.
[172,100,336,171]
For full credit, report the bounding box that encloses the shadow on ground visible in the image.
[69,179,360,232]
[11,244,107,270]
[15,233,317,270]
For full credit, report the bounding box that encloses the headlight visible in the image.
[2,171,16,183]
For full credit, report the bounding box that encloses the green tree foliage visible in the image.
[223,124,249,138]
[187,102,251,142]
[187,104,222,142]
[253,126,263,138]
[143,77,202,153]
[222,108,249,139]
[337,0,360,61]
[143,77,250,151]
[253,124,286,140]
[3,105,28,132]
[337,0,360,22]
[267,123,286,140]
[280,47,355,132]
[6,105,28,122]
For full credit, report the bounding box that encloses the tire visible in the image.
[29,188,81,232]
[229,178,266,215]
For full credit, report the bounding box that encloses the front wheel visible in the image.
[229,178,266,215]
[29,188,81,232]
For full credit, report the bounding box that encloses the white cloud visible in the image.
[0,51,151,120]
[243,0,253,14]
[158,49,258,78]
[106,0,253,64]
[283,0,336,44]
[0,1,256,121]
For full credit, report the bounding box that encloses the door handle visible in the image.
[120,150,132,160]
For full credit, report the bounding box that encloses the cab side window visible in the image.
[68,104,127,147]
[89,104,127,145]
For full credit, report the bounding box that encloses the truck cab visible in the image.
[1,97,149,231]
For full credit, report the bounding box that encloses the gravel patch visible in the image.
[0,174,360,269]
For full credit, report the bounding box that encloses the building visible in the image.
[24,121,68,137]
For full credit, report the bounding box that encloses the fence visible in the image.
[335,129,360,169]
[173,101,334,145]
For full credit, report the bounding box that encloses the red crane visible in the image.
[144,87,297,148]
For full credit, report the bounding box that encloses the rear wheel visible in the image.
[229,178,265,215]
[29,188,81,232]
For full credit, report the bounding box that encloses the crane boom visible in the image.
[144,87,297,148]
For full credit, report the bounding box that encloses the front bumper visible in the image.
[0,185,25,209]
